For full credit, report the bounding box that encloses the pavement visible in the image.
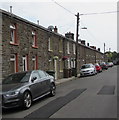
[55,74,80,85]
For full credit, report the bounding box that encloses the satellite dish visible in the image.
[48,25,54,31]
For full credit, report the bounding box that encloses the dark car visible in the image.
[99,62,108,70]
[1,70,56,109]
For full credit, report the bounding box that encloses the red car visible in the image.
[95,63,102,72]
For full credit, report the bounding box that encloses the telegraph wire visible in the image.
[80,11,119,16]
[50,0,118,16]
[51,0,76,16]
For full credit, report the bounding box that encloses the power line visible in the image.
[80,11,119,16]
[51,0,75,16]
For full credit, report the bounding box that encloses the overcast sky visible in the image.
[0,0,118,53]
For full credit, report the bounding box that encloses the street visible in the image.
[2,66,117,118]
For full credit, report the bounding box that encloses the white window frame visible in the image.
[22,56,27,71]
[48,37,53,51]
[10,25,16,44]
[32,56,38,70]
[73,59,76,68]
[59,59,63,72]
[59,39,63,52]
[10,54,16,73]
[73,43,76,54]
[32,31,36,47]
[71,59,74,68]
[67,42,70,54]
[67,58,70,69]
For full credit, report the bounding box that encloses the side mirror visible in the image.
[31,77,37,82]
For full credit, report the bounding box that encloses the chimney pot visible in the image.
[10,6,12,13]
[65,32,74,40]
[87,43,89,46]
[54,26,58,33]
[98,48,100,51]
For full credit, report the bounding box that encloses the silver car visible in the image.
[80,63,97,77]
[1,70,56,109]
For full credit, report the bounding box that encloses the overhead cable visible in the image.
[80,11,119,16]
[51,0,76,16]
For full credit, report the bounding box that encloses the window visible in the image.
[38,70,46,78]
[22,55,28,71]
[48,37,53,51]
[10,54,18,73]
[49,59,54,70]
[73,59,76,68]
[31,72,40,82]
[67,42,70,54]
[73,43,76,54]
[32,55,38,70]
[59,39,63,52]
[10,24,18,45]
[71,59,74,68]
[32,31,38,48]
[59,59,63,72]
[67,58,70,69]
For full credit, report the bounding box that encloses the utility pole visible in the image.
[75,12,79,77]
[104,43,105,62]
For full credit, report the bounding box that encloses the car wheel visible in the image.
[50,83,56,97]
[23,91,32,109]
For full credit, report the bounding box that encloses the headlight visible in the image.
[5,91,19,97]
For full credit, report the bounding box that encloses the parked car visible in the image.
[99,62,108,70]
[106,62,114,67]
[1,70,56,109]
[95,63,102,73]
[80,63,97,77]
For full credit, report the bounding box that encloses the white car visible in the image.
[80,63,97,77]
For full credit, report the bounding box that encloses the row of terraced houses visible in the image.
[0,9,105,81]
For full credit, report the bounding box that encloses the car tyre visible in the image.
[23,91,32,109]
[50,83,56,97]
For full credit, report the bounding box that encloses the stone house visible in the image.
[0,9,104,81]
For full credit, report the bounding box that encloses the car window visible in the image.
[31,72,40,81]
[81,64,91,69]
[38,70,46,78]
[2,72,31,84]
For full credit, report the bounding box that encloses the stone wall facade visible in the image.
[1,10,104,80]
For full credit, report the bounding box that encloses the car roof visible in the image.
[8,71,32,76]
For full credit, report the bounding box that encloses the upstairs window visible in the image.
[10,24,18,45]
[59,39,63,53]
[32,31,38,48]
[67,42,70,54]
[73,43,76,54]
[48,37,53,51]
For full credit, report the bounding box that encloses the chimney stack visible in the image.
[37,20,39,25]
[54,26,58,33]
[87,43,89,46]
[10,6,12,13]
[98,48,100,51]
[65,32,74,40]
[90,46,96,49]
[81,40,86,45]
